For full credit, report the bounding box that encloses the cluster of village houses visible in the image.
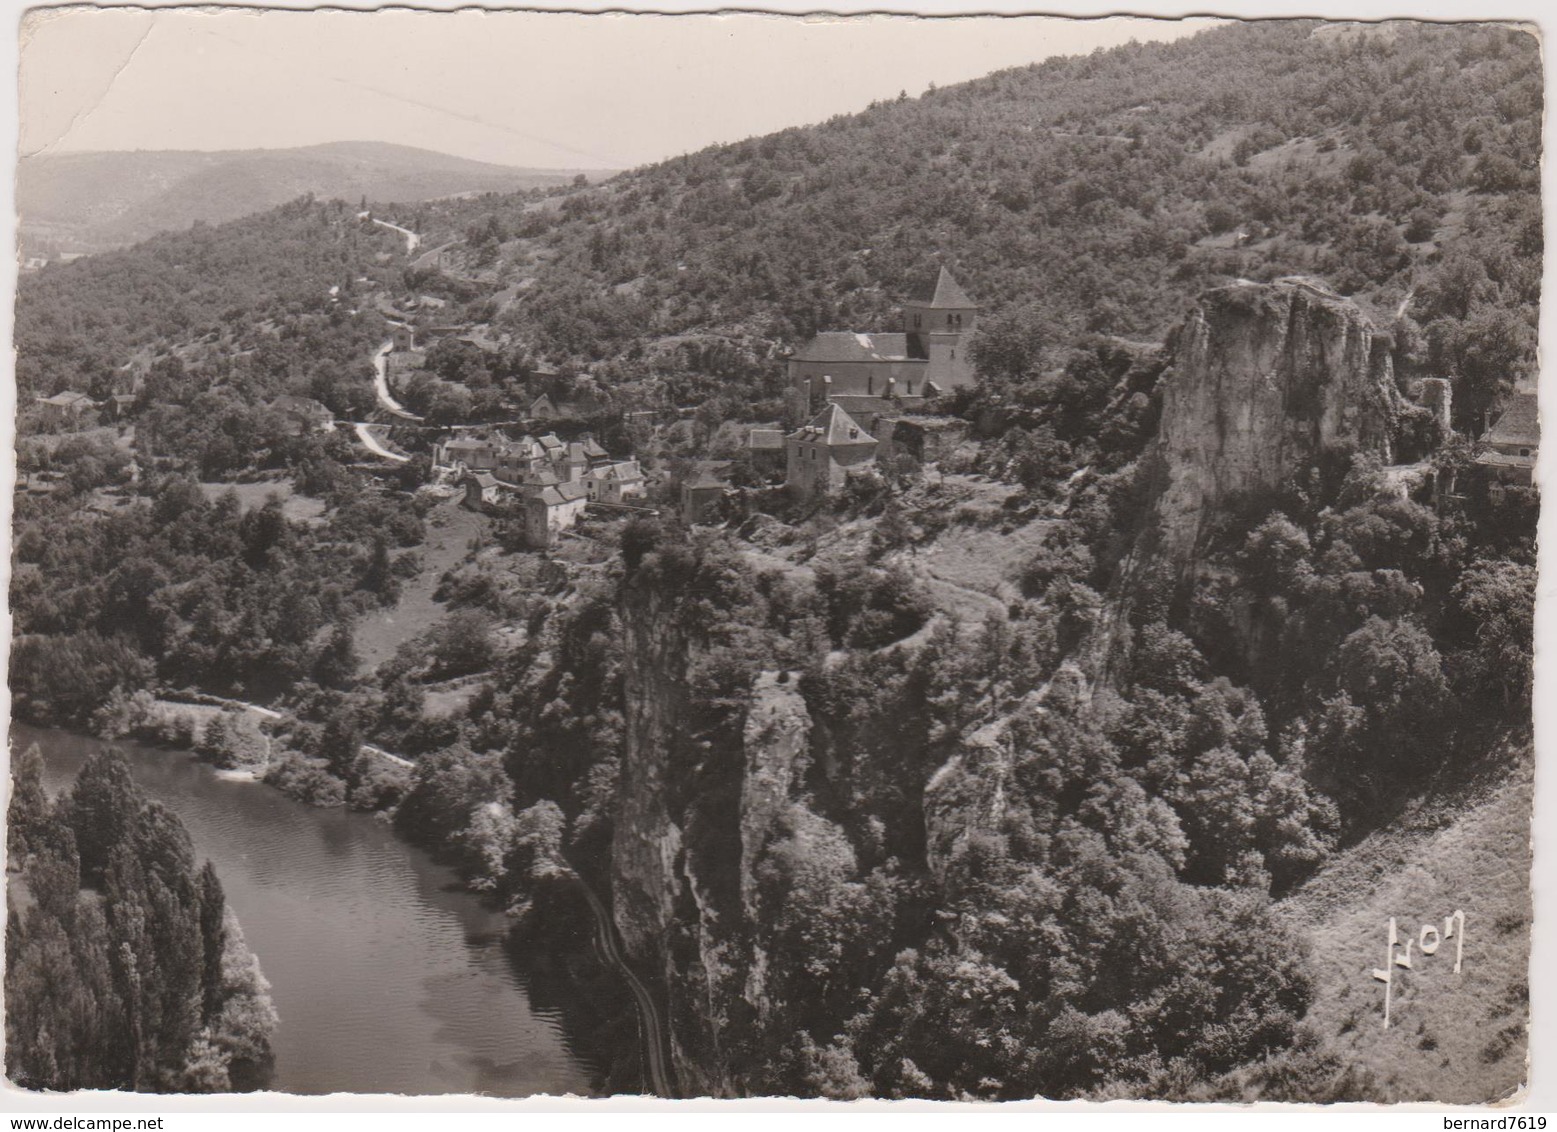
[31,266,1539,550]
[434,428,648,548]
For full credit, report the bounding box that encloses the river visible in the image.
[14,724,601,1097]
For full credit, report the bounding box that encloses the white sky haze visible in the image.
[20,7,1220,170]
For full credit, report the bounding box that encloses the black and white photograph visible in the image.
[3,1,1545,1111]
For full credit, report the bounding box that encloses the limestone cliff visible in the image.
[1098,278,1406,675]
[1134,277,1403,575]
[611,570,813,1096]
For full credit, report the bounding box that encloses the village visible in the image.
[28,253,1540,560]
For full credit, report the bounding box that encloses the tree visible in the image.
[1451,559,1535,706]
[64,748,140,887]
[429,610,497,678]
[195,713,238,769]
[7,742,50,860]
[198,862,228,1024]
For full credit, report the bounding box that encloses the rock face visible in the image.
[1136,277,1403,575]
[612,572,813,1097]
[1095,278,1406,681]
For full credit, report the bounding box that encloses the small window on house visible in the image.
[913,314,922,329]
[1521,448,1531,457]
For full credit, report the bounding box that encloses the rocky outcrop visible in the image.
[1096,277,1406,681]
[1137,277,1403,574]
[612,572,813,1096]
[612,583,687,969]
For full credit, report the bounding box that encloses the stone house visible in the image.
[524,481,590,548]
[682,461,733,524]
[585,460,647,504]
[437,434,500,473]
[34,390,98,428]
[785,403,878,497]
[747,429,786,476]
[1476,390,1539,486]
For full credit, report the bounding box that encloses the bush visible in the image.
[262,754,347,807]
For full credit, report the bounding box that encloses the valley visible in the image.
[7,17,1539,1104]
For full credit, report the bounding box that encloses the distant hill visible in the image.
[18,140,615,254]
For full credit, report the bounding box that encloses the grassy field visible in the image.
[1278,745,1532,1103]
[199,478,326,524]
[352,496,489,672]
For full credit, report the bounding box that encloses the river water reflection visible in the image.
[15,724,599,1097]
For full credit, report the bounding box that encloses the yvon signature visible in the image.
[1372,911,1465,1029]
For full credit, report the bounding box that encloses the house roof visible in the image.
[592,460,643,481]
[38,390,92,407]
[1477,449,1536,470]
[469,471,498,488]
[535,481,590,506]
[793,331,912,364]
[1487,392,1539,448]
[537,433,564,451]
[748,428,785,450]
[906,266,975,309]
[788,402,877,447]
[685,460,733,490]
[271,394,332,417]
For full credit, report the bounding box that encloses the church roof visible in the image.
[793,331,912,364]
[906,266,975,309]
[827,395,898,419]
[1487,391,1539,448]
[789,402,877,447]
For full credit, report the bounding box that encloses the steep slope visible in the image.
[1274,746,1531,1103]
[18,141,611,254]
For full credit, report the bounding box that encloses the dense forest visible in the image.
[8,17,1538,1102]
[5,746,277,1091]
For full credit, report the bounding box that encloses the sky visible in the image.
[19,7,1222,171]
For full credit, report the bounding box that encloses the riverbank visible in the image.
[16,723,605,1096]
[9,742,280,1092]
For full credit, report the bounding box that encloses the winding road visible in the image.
[572,873,678,1098]
[360,214,421,255]
[352,422,411,463]
[372,341,424,421]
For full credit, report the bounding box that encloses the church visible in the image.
[787,267,978,411]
